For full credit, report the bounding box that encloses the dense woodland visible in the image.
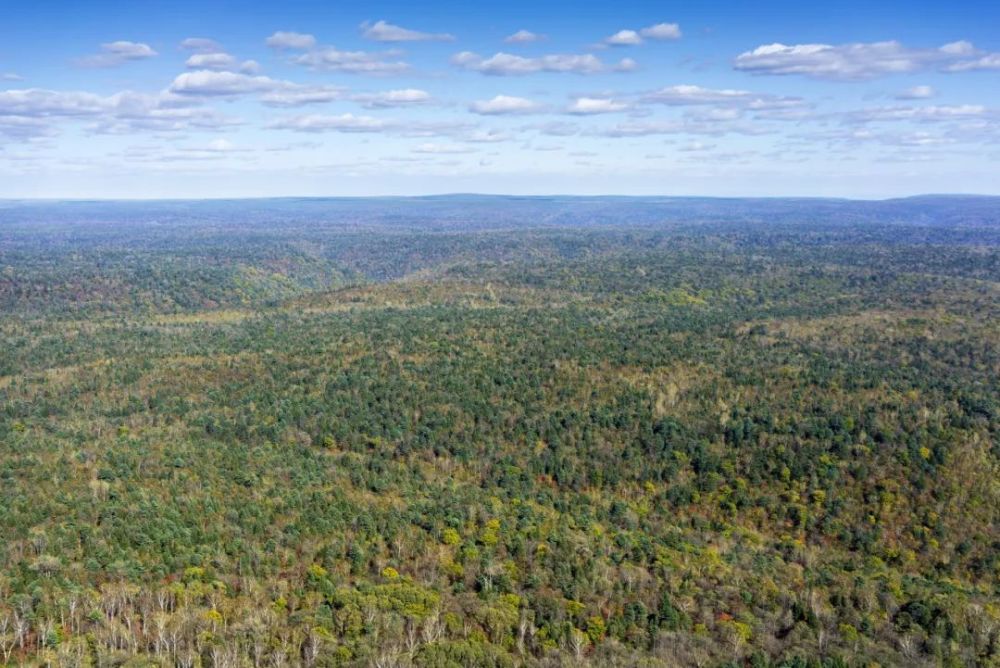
[0,196,998,667]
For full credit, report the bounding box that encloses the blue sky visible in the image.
[1,0,998,198]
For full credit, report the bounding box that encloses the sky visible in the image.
[1,0,998,199]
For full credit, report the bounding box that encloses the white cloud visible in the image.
[0,88,107,116]
[292,47,410,75]
[605,30,643,47]
[184,53,259,73]
[640,23,682,40]
[946,53,1000,72]
[361,20,454,42]
[686,107,742,122]
[452,51,630,75]
[95,97,237,134]
[265,31,317,50]
[412,142,475,154]
[180,37,223,53]
[0,87,235,138]
[504,30,544,44]
[845,104,989,123]
[77,41,158,68]
[353,88,432,108]
[170,71,291,96]
[469,95,542,115]
[260,86,431,108]
[679,141,716,152]
[895,85,935,100]
[268,114,473,137]
[734,40,978,80]
[604,23,681,47]
[597,120,684,137]
[2,73,24,82]
[260,86,347,107]
[0,115,55,140]
[641,84,804,111]
[269,113,389,133]
[185,53,238,70]
[802,127,959,149]
[170,71,349,107]
[566,97,630,114]
[204,138,239,152]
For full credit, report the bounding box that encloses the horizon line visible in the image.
[2,192,998,204]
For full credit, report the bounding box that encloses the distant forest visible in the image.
[0,196,997,667]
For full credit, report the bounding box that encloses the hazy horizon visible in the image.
[2,192,999,204]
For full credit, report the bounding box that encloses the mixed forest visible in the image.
[0,195,998,667]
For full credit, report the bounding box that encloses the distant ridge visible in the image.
[3,193,1000,204]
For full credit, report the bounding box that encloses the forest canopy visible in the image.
[0,196,998,667]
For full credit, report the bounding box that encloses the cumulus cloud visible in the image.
[566,97,630,114]
[685,107,743,122]
[265,31,317,50]
[260,86,432,109]
[361,20,454,42]
[640,23,682,40]
[260,86,347,107]
[896,85,935,100]
[0,87,235,138]
[946,53,1000,72]
[185,53,239,70]
[844,104,990,123]
[268,113,472,137]
[641,84,804,111]
[266,29,411,76]
[604,23,681,46]
[292,47,410,75]
[353,89,432,108]
[452,51,630,75]
[186,70,430,110]
[0,115,55,140]
[0,88,108,116]
[183,53,258,74]
[77,41,158,68]
[504,30,544,44]
[605,30,643,47]
[469,95,542,115]
[168,71,353,108]
[180,37,223,53]
[269,113,389,133]
[733,40,979,80]
[170,71,293,96]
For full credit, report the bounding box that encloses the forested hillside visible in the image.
[0,197,998,667]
